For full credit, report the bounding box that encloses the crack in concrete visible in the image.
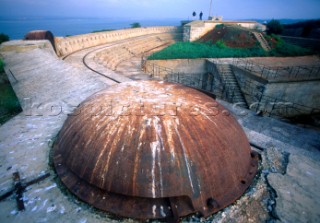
[264,172,280,222]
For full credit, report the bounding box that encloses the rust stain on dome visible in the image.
[53,80,258,221]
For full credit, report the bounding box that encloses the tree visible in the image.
[267,19,284,35]
[130,22,141,28]
[0,33,9,45]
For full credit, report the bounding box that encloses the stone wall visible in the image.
[259,81,320,117]
[144,59,207,79]
[145,58,320,118]
[55,26,180,57]
[232,65,320,117]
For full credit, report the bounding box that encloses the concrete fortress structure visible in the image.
[53,81,258,220]
[0,21,320,223]
[183,20,266,42]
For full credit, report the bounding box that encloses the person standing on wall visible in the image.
[200,11,203,20]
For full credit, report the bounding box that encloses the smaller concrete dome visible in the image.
[53,80,258,221]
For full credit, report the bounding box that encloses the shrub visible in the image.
[270,41,312,56]
[216,40,226,49]
[0,33,9,45]
[0,83,22,124]
[0,59,4,72]
[130,22,141,28]
[267,19,283,35]
[215,24,225,29]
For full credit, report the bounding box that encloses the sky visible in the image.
[0,0,320,20]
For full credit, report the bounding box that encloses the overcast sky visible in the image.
[1,0,320,20]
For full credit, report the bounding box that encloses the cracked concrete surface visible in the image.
[0,40,320,223]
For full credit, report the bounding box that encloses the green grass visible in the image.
[148,42,267,60]
[0,84,22,124]
[148,37,313,60]
[269,37,313,57]
[92,29,115,33]
[0,59,4,73]
[0,59,22,124]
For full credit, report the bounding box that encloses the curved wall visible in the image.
[55,26,180,57]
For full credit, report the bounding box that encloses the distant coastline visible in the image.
[0,17,183,40]
[0,16,312,40]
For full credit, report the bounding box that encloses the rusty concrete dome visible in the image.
[53,80,258,221]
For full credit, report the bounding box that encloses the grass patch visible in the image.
[148,36,313,60]
[0,83,22,124]
[0,59,22,124]
[92,29,114,33]
[148,42,267,60]
[269,36,313,56]
[0,59,4,73]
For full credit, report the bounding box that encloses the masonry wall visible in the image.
[260,81,320,117]
[144,59,207,79]
[55,26,180,57]
[233,66,320,117]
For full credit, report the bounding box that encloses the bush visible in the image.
[265,35,312,56]
[0,83,22,124]
[0,33,9,45]
[0,59,4,73]
[130,22,141,28]
[216,40,226,49]
[270,41,312,57]
[267,19,283,35]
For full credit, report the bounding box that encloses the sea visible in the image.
[0,16,305,40]
[0,16,184,40]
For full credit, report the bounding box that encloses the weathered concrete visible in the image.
[0,36,320,223]
[145,58,320,117]
[145,59,207,79]
[268,153,320,222]
[56,26,180,57]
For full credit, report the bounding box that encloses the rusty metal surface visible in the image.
[24,30,56,51]
[53,80,258,220]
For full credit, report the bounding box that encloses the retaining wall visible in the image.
[144,59,207,79]
[145,58,320,117]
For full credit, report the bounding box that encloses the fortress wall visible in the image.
[260,81,320,117]
[55,26,179,57]
[144,59,206,79]
[233,66,320,116]
[144,59,320,117]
